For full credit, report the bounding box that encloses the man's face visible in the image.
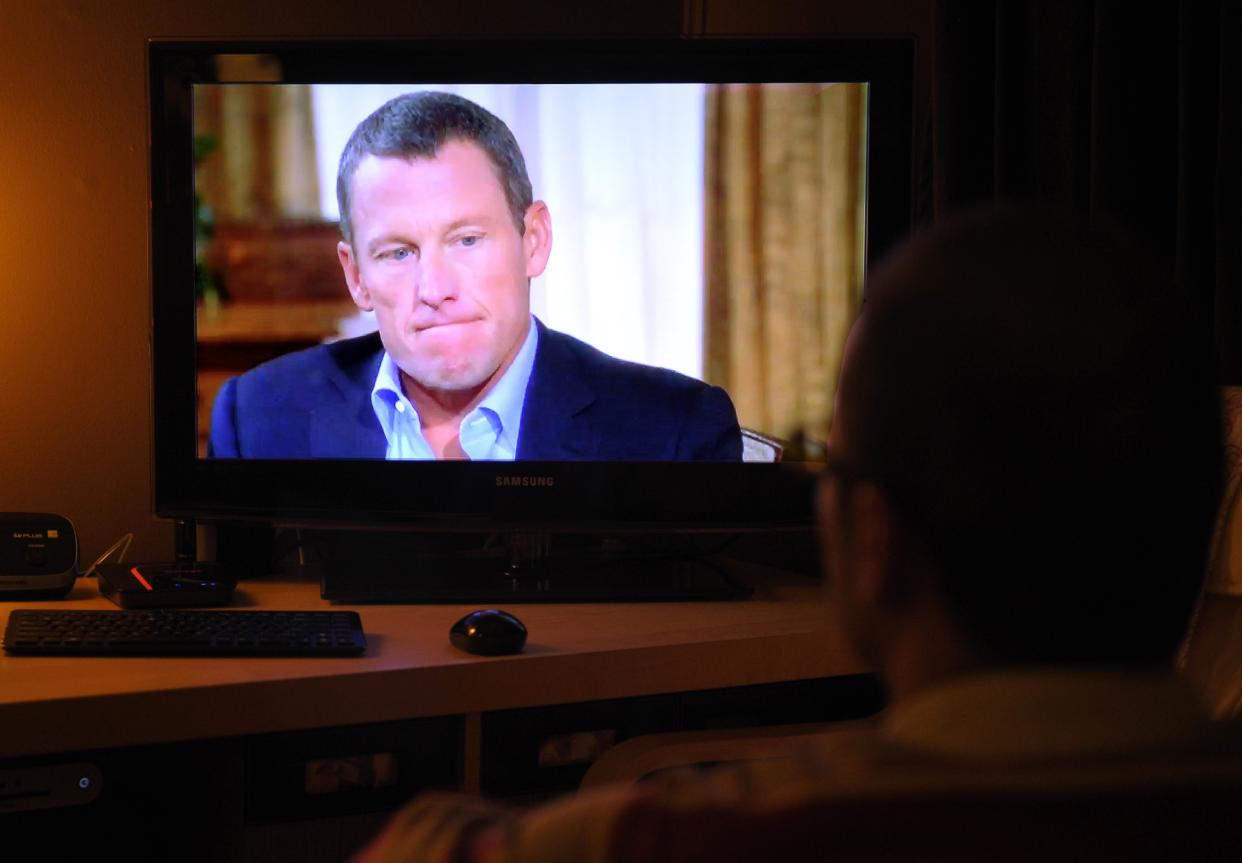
[338,141,551,395]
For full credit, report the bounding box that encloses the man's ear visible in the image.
[338,240,373,311]
[523,201,552,279]
[846,481,901,608]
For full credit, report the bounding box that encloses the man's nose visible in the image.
[414,251,457,308]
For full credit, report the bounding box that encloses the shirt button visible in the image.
[395,402,406,414]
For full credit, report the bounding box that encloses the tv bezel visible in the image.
[149,37,914,530]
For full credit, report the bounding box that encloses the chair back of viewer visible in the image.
[605,781,1242,863]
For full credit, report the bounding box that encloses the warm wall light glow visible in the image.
[0,144,20,300]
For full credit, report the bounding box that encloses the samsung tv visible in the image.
[148,37,914,598]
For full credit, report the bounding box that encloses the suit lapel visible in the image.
[310,336,388,458]
[517,321,596,460]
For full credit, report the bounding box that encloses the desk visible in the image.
[0,566,871,860]
[1,565,865,759]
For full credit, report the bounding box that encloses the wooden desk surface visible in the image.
[0,566,862,759]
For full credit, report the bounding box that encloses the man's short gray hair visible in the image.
[336,91,533,245]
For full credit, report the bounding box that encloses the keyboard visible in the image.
[2,609,367,657]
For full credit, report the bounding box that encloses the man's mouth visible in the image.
[414,319,479,333]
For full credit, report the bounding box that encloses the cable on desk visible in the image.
[81,532,134,579]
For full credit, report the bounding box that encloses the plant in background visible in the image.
[194,134,222,309]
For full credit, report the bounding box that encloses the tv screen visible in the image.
[151,39,913,529]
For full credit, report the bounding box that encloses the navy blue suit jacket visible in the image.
[208,320,742,461]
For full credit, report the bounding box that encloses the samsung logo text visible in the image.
[495,476,555,488]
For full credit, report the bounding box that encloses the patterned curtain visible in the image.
[193,84,321,222]
[1181,386,1242,719]
[704,83,867,458]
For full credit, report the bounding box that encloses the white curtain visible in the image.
[312,84,705,381]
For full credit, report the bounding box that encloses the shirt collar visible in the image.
[371,351,413,447]
[476,316,538,455]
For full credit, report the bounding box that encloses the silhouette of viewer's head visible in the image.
[821,209,1223,678]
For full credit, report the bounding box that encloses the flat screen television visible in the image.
[148,37,914,598]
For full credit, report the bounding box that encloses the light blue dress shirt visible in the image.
[370,317,539,461]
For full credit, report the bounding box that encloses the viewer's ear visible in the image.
[523,201,552,279]
[850,483,941,610]
[338,241,373,311]
[844,481,901,608]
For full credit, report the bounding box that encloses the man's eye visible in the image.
[459,235,480,247]
[384,247,412,261]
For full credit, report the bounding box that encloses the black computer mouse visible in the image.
[449,609,528,656]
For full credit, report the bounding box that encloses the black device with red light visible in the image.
[96,562,235,608]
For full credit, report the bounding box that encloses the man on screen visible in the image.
[208,92,741,461]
